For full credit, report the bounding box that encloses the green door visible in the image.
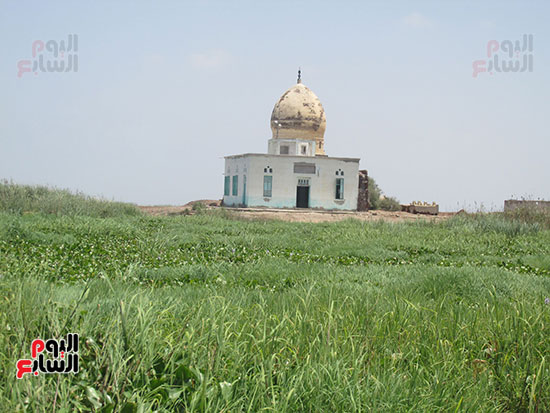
[296,186,309,208]
[242,175,247,206]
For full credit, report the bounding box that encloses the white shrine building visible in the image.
[222,73,363,210]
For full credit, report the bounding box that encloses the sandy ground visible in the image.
[139,200,454,223]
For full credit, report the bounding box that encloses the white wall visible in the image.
[267,139,315,157]
[223,154,359,210]
[222,156,250,206]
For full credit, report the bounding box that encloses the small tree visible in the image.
[367,177,400,211]
[367,177,381,210]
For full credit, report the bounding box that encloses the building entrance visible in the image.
[296,179,310,208]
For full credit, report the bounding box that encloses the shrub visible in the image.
[191,202,206,212]
[378,196,401,211]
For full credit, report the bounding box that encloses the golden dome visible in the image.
[270,82,326,155]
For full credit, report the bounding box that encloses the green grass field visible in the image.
[1,183,550,412]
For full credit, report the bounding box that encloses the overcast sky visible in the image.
[1,0,548,211]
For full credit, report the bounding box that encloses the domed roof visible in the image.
[270,81,326,155]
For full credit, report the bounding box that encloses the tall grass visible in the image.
[1,185,550,411]
[0,180,141,218]
[447,212,542,236]
[503,206,550,229]
[2,263,550,411]
[445,207,550,238]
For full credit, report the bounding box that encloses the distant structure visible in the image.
[504,199,550,211]
[402,201,439,215]
[222,72,367,211]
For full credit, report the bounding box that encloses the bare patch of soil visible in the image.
[140,203,454,223]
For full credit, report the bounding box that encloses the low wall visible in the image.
[504,200,550,211]
[402,204,439,215]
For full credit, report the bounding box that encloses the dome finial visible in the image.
[297,67,301,84]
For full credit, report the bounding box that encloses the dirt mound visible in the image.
[184,199,221,208]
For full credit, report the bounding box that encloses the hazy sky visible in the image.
[1,1,548,211]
